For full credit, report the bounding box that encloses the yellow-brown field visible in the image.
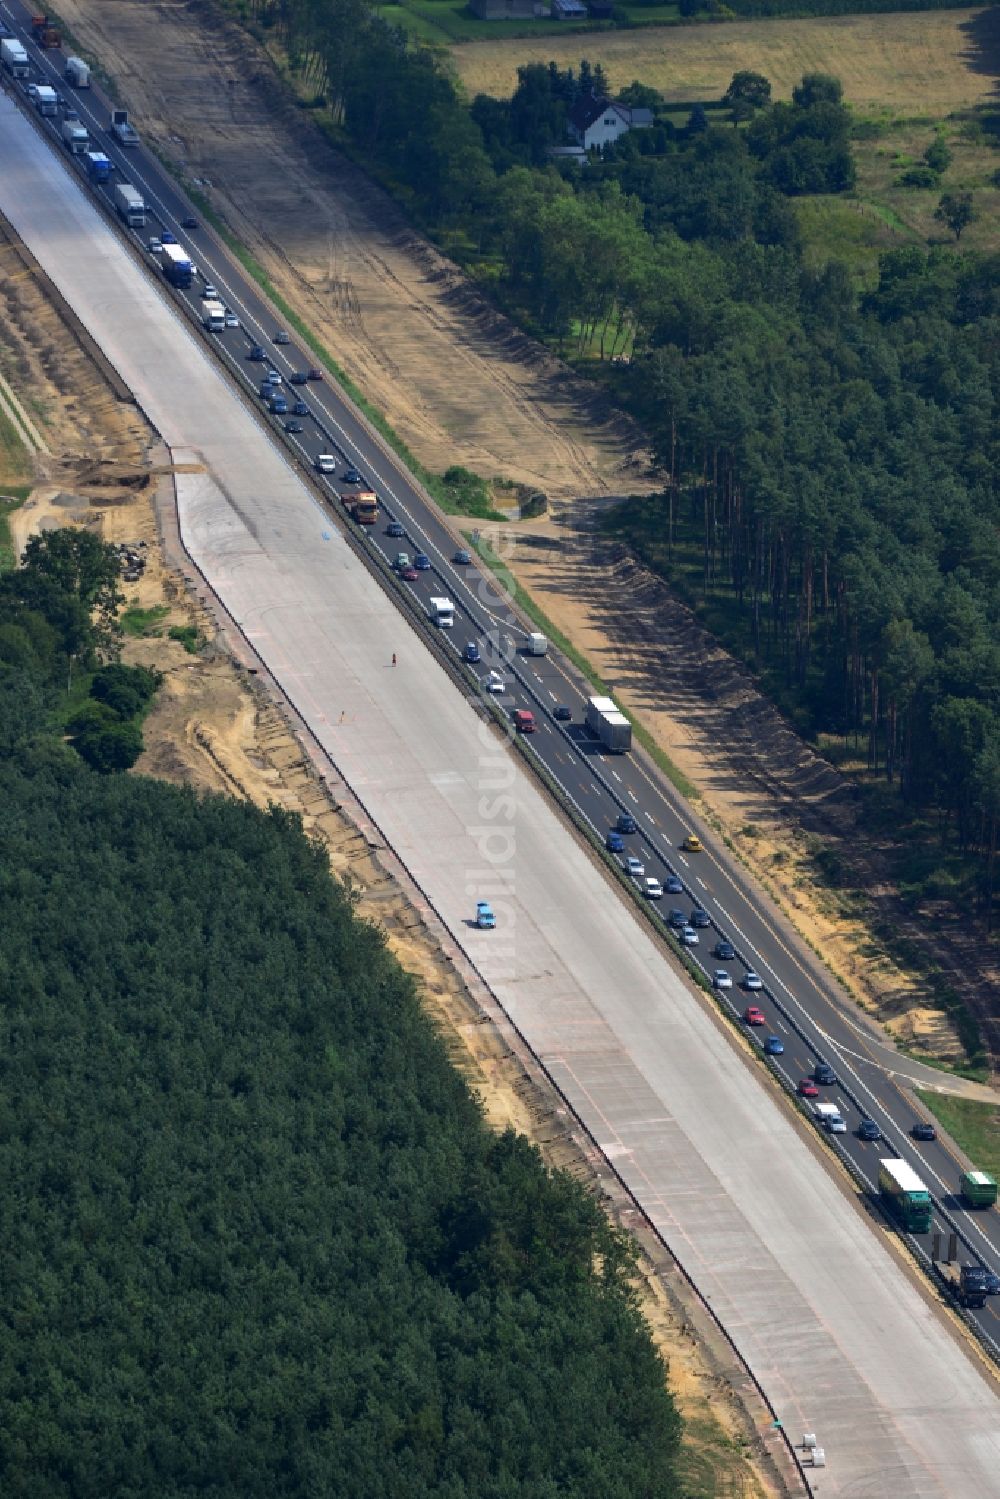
[450,7,1000,110]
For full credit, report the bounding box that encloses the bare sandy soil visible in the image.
[0,209,782,1498]
[54,0,655,504]
[452,7,1000,110]
[491,504,1000,1076]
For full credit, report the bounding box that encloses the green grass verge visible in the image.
[182,186,505,521]
[168,624,203,655]
[469,531,699,801]
[121,604,170,638]
[915,1091,1000,1180]
[0,487,32,572]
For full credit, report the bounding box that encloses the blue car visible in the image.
[248,345,266,361]
[453,548,471,566]
[386,520,405,539]
[161,230,177,245]
[464,641,481,663]
[606,831,625,854]
[476,901,496,930]
[414,553,431,570]
[763,1036,784,1056]
[292,400,309,416]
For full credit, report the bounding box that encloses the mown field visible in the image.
[448,7,998,109]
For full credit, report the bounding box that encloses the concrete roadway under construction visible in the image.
[2,90,999,1498]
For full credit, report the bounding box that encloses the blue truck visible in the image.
[85,150,111,184]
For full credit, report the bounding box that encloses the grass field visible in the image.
[916,1091,1000,1182]
[449,8,999,110]
[379,0,680,44]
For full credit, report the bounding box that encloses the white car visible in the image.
[742,971,763,991]
[712,968,732,989]
[201,283,218,300]
[224,310,239,328]
[486,671,505,694]
[624,856,645,880]
[147,237,163,255]
[314,454,337,474]
[644,877,663,900]
[680,926,699,946]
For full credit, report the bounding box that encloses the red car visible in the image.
[798,1078,820,1098]
[743,1005,765,1026]
[400,565,419,581]
[307,367,324,381]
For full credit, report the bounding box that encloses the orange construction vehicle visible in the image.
[31,14,62,46]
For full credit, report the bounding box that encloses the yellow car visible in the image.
[681,834,702,853]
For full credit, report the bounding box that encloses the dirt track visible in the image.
[53,0,654,503]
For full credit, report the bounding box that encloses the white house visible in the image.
[568,95,654,152]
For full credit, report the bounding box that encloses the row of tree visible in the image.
[234,0,1000,923]
[0,533,684,1491]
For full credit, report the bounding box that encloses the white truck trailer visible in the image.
[113,183,146,228]
[35,85,59,117]
[1,39,30,78]
[61,118,89,154]
[585,696,632,754]
[201,300,227,332]
[64,56,91,87]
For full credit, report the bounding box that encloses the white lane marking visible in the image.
[611,770,621,782]
[696,877,708,890]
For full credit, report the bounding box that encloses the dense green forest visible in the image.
[232,0,1000,925]
[0,535,682,1494]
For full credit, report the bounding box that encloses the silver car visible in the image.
[680,926,699,946]
[713,968,733,989]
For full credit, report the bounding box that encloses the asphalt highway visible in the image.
[4,1,1000,1355]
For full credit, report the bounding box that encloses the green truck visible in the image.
[878,1158,932,1233]
[960,1171,998,1208]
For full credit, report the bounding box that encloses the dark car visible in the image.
[690,908,711,928]
[292,400,309,416]
[714,940,736,961]
[161,230,177,245]
[553,705,572,722]
[606,831,625,854]
[464,642,481,664]
[858,1118,882,1142]
[414,553,431,570]
[453,549,471,566]
[307,367,324,381]
[248,345,266,361]
[181,215,198,230]
[289,371,309,386]
[386,520,405,538]
[912,1121,937,1142]
[616,812,638,835]
[665,874,684,895]
[343,468,363,484]
[813,1062,836,1086]
[284,420,304,434]
[273,330,291,345]
[668,908,687,929]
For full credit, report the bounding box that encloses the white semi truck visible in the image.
[61,118,90,154]
[1,39,30,78]
[64,56,91,88]
[201,300,227,332]
[35,85,59,117]
[585,696,631,753]
[114,183,146,228]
